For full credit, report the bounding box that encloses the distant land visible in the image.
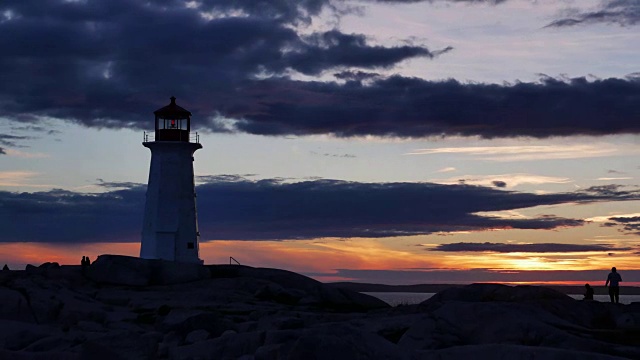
[330,282,640,295]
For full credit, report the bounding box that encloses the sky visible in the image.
[1,0,639,285]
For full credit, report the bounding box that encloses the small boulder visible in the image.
[0,287,35,322]
[165,311,236,338]
[38,262,60,269]
[87,255,153,286]
[255,283,304,305]
[77,320,104,332]
[419,343,631,360]
[185,329,210,344]
[8,280,65,323]
[169,331,265,360]
[210,265,388,311]
[285,324,406,360]
[87,255,209,286]
[153,259,210,285]
[616,313,640,330]
[421,283,571,308]
[0,320,54,351]
[81,331,159,360]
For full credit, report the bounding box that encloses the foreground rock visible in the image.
[87,254,210,286]
[404,284,640,359]
[0,257,638,359]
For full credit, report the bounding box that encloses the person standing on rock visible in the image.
[605,267,622,304]
[81,256,87,274]
[583,283,594,300]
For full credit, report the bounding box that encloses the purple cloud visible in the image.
[1,177,640,243]
[430,242,632,253]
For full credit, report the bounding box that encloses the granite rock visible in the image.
[87,254,210,286]
[0,257,638,360]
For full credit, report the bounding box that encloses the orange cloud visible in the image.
[202,238,443,281]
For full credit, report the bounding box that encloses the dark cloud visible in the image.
[224,75,640,138]
[371,0,507,4]
[1,1,637,139]
[0,134,31,148]
[10,125,44,132]
[2,176,640,243]
[310,151,356,158]
[604,216,640,234]
[492,180,507,188]
[430,242,631,253]
[289,31,452,75]
[358,0,639,30]
[190,178,597,240]
[8,125,62,137]
[95,179,146,189]
[581,184,640,199]
[608,216,640,223]
[195,174,257,183]
[547,0,640,27]
[0,0,445,128]
[0,187,144,243]
[333,70,381,82]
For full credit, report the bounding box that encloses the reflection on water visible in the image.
[364,292,640,306]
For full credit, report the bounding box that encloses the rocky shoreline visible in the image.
[1,255,639,359]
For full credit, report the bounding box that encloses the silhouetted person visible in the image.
[605,267,622,303]
[584,283,594,300]
[81,256,88,274]
[2,264,8,271]
[85,256,91,266]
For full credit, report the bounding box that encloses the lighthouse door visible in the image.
[156,231,177,260]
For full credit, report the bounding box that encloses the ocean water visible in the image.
[364,292,640,307]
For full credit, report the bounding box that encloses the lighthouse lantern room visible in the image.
[140,97,203,263]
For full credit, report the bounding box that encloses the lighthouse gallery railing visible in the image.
[143,131,200,144]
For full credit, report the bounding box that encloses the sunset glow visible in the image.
[1,0,639,287]
[2,234,638,286]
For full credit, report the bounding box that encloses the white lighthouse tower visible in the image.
[140,96,202,263]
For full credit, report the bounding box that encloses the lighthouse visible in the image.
[140,96,202,263]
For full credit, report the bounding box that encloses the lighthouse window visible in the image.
[187,242,194,249]
[159,118,189,130]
